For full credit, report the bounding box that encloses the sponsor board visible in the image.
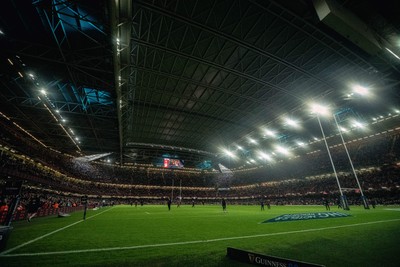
[227,247,324,267]
[263,212,350,223]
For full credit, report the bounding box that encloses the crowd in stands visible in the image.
[1,116,400,213]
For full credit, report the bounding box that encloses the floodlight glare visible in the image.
[258,151,272,161]
[296,141,306,147]
[0,29,4,35]
[352,85,370,96]
[386,47,400,60]
[248,138,257,144]
[284,118,299,128]
[309,103,330,116]
[395,109,400,114]
[40,89,47,95]
[351,120,365,129]
[264,129,276,137]
[237,145,243,150]
[275,145,290,155]
[339,126,348,133]
[222,149,236,158]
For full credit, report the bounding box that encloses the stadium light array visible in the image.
[284,117,300,128]
[352,85,370,97]
[222,149,237,158]
[309,103,330,117]
[248,137,257,144]
[264,129,276,137]
[274,145,290,156]
[258,151,273,161]
[351,120,365,129]
[296,141,307,147]
[386,47,400,60]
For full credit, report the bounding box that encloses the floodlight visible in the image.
[351,120,365,129]
[0,29,4,35]
[284,118,299,128]
[258,151,272,161]
[248,138,257,144]
[386,47,400,60]
[62,119,66,122]
[395,109,400,114]
[237,145,243,150]
[249,159,256,163]
[275,145,290,155]
[75,137,79,141]
[56,110,60,113]
[40,89,47,95]
[339,126,348,133]
[264,129,276,137]
[352,85,370,96]
[222,149,236,158]
[28,73,35,78]
[309,103,330,116]
[296,141,306,147]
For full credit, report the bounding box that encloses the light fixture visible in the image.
[309,103,330,117]
[385,47,400,60]
[352,85,370,97]
[284,117,299,128]
[248,138,257,144]
[222,149,236,158]
[275,145,290,155]
[264,129,276,137]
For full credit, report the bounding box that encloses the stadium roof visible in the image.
[0,0,399,168]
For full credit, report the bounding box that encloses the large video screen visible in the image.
[163,158,184,168]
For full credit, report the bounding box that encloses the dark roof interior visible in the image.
[0,0,399,169]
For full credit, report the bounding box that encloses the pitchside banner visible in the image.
[263,212,350,223]
[227,247,324,267]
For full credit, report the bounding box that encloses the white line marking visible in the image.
[385,208,400,211]
[1,218,399,257]
[0,207,114,256]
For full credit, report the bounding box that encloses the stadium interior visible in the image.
[0,0,400,266]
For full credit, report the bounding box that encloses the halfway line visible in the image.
[1,217,399,257]
[0,207,114,256]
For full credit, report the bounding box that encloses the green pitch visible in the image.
[1,205,400,266]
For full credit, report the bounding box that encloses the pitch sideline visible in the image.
[0,207,114,256]
[1,217,399,257]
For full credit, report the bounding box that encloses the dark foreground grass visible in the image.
[1,204,400,267]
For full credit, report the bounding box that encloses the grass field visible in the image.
[1,204,400,267]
